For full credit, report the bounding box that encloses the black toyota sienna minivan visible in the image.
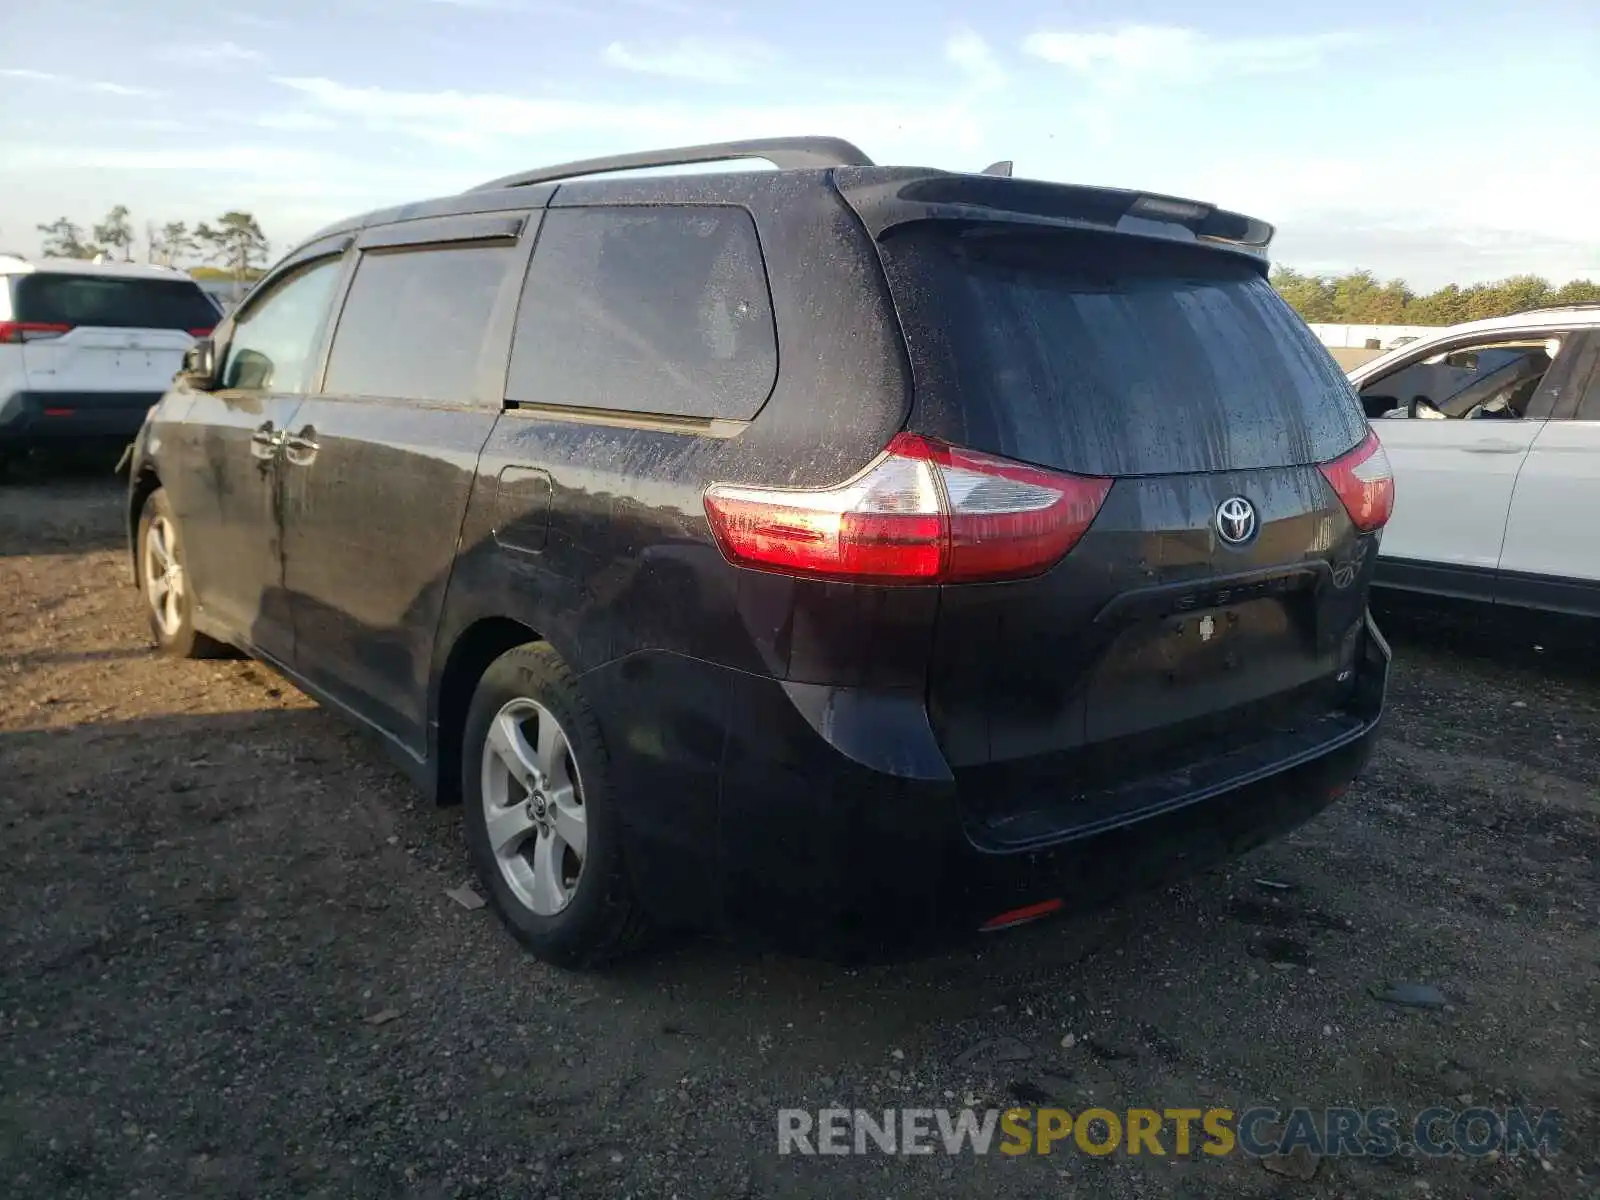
[126,137,1392,965]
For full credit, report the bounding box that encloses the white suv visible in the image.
[0,255,220,469]
[1348,305,1600,616]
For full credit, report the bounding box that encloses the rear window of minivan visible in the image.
[878,227,1368,477]
[11,273,219,332]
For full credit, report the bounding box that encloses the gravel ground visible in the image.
[2,470,1597,1200]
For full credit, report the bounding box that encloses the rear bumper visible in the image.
[0,391,159,443]
[586,613,1390,957]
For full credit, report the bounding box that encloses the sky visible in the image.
[1,0,1596,290]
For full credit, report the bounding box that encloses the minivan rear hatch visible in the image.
[841,179,1378,842]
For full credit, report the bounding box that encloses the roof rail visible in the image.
[1516,301,1600,315]
[466,136,875,193]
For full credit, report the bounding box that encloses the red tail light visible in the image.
[703,433,1112,584]
[1319,429,1395,533]
[0,321,72,344]
[188,326,214,338]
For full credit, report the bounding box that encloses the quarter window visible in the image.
[506,206,777,421]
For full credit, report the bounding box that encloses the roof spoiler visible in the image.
[834,168,1275,262]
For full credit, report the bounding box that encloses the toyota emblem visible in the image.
[1215,496,1257,546]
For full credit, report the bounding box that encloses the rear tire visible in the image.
[136,487,227,659]
[461,643,649,967]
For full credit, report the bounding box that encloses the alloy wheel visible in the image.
[479,698,588,916]
[143,515,185,638]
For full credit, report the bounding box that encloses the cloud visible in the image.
[0,68,158,97]
[421,0,527,9]
[1022,25,1361,91]
[273,75,666,143]
[270,75,988,158]
[1017,25,1362,147]
[1126,133,1600,286]
[158,41,266,65]
[229,12,286,29]
[255,110,340,132]
[624,0,718,15]
[422,0,736,19]
[0,138,462,209]
[0,142,330,174]
[946,29,1006,93]
[601,37,775,84]
[1273,219,1600,291]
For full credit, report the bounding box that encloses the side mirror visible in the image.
[179,338,217,389]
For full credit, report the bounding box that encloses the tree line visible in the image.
[34,206,271,283]
[26,207,1600,327]
[1271,267,1600,327]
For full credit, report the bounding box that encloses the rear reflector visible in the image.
[980,898,1064,932]
[43,408,74,417]
[0,321,72,344]
[1319,430,1395,533]
[703,434,1112,584]
[188,327,214,338]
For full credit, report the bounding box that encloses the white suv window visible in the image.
[1359,338,1562,421]
[11,273,218,333]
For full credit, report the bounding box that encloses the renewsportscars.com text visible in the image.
[777,1106,1561,1159]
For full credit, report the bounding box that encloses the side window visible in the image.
[506,206,777,421]
[1359,338,1564,421]
[1563,333,1600,420]
[220,257,343,393]
[321,243,511,404]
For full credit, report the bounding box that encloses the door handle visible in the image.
[1462,440,1525,455]
[249,422,283,460]
[283,425,319,466]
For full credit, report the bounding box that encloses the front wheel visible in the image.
[461,643,649,967]
[136,487,226,658]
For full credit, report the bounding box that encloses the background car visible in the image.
[1349,304,1600,615]
[0,254,218,472]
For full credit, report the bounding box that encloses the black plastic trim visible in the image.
[1373,556,1497,603]
[1494,567,1600,618]
[357,214,527,250]
[1374,556,1600,618]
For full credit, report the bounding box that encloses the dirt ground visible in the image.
[2,469,1597,1200]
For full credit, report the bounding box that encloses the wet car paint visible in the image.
[127,163,1388,953]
